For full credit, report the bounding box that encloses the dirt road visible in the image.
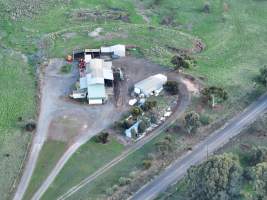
[13,59,78,200]
[130,93,267,200]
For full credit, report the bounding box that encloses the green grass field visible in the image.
[22,140,67,200]
[41,137,124,200]
[1,0,267,199]
[0,48,36,199]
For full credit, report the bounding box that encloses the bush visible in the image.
[142,101,157,111]
[143,159,152,170]
[60,64,72,73]
[245,147,267,166]
[203,2,211,13]
[92,132,109,144]
[199,114,210,125]
[118,177,131,186]
[138,118,150,133]
[164,81,179,95]
[184,111,201,134]
[150,114,158,124]
[106,187,114,195]
[131,106,142,118]
[259,65,267,86]
[171,55,190,69]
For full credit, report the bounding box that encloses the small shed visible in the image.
[101,44,126,57]
[134,74,167,97]
[125,121,140,138]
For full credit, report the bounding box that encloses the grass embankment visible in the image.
[22,140,66,200]
[41,137,124,200]
[0,48,36,199]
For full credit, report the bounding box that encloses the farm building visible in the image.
[101,44,126,57]
[134,74,167,97]
[71,59,114,104]
[73,44,126,61]
[125,121,140,138]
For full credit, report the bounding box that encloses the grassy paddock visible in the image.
[22,140,67,200]
[59,132,186,200]
[41,137,124,200]
[0,48,36,199]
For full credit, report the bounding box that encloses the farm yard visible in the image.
[0,0,267,200]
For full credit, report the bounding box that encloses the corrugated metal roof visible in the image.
[87,84,106,99]
[135,74,167,95]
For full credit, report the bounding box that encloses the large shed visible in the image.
[134,74,167,97]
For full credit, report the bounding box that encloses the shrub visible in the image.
[203,2,211,13]
[118,177,131,186]
[138,118,150,133]
[106,187,114,195]
[142,100,157,111]
[259,65,267,86]
[143,159,152,170]
[184,111,201,134]
[199,114,210,125]
[25,122,36,132]
[92,132,109,144]
[164,81,179,95]
[171,55,190,69]
[60,64,72,73]
[131,106,142,118]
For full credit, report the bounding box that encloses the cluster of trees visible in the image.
[201,86,228,108]
[171,54,196,70]
[187,154,242,200]
[183,147,267,200]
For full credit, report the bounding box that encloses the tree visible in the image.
[203,2,211,13]
[171,54,190,70]
[186,154,242,200]
[131,106,142,118]
[92,132,109,144]
[247,162,267,199]
[184,111,200,134]
[138,118,150,133]
[245,147,267,166]
[201,86,228,108]
[164,81,179,95]
[259,65,267,86]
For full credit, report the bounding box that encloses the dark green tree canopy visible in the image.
[184,111,201,134]
[186,154,242,200]
[201,86,228,107]
[164,81,179,95]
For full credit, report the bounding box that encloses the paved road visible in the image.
[130,93,267,200]
[55,78,190,200]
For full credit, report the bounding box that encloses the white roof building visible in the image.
[101,44,126,57]
[134,74,167,97]
[78,59,114,104]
